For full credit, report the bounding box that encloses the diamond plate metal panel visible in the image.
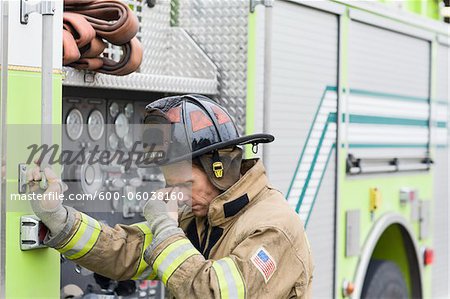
[63,0,218,95]
[177,0,249,133]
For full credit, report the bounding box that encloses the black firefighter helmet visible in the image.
[140,94,274,188]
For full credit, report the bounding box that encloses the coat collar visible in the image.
[207,159,268,226]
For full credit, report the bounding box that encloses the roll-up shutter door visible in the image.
[348,21,431,170]
[268,2,338,297]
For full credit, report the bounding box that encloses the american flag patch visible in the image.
[250,247,277,283]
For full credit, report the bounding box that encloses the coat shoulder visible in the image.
[235,187,306,245]
[233,187,314,278]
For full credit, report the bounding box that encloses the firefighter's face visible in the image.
[161,162,220,217]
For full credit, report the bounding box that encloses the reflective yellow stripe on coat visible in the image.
[57,213,101,260]
[132,222,157,280]
[153,239,200,285]
[212,257,245,299]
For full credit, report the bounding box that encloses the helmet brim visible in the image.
[190,133,274,159]
[137,133,274,167]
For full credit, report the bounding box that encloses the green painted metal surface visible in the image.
[388,0,441,20]
[5,70,62,299]
[337,149,433,298]
[170,0,180,27]
[245,10,257,158]
[405,0,423,15]
[425,0,440,20]
[5,212,61,299]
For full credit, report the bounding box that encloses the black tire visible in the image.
[361,260,409,299]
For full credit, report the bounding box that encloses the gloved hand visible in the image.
[26,165,68,236]
[143,187,182,237]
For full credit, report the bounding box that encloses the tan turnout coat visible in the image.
[47,159,314,298]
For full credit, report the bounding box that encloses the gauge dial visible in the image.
[109,133,119,150]
[115,113,129,139]
[66,109,83,141]
[109,102,119,118]
[124,103,134,119]
[87,110,105,141]
[80,154,104,197]
[124,132,134,150]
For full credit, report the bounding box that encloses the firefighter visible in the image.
[28,95,314,298]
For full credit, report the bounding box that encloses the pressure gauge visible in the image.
[124,103,134,118]
[66,109,83,141]
[115,113,129,139]
[109,133,119,150]
[80,155,104,197]
[124,132,134,150]
[87,110,105,141]
[109,102,119,118]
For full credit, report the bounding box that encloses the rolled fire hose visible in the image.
[64,0,95,5]
[65,0,139,45]
[79,37,107,58]
[69,57,104,70]
[63,29,81,65]
[62,0,142,76]
[63,12,95,48]
[71,37,142,74]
